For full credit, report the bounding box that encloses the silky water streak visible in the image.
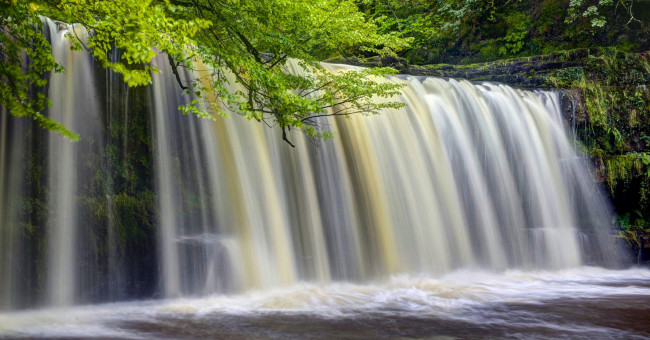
[149,59,618,298]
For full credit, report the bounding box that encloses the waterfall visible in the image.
[0,19,618,310]
[44,20,105,307]
[0,108,29,311]
[149,59,617,297]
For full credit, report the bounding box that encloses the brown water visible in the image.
[1,267,648,339]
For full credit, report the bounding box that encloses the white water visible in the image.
[44,20,104,307]
[0,267,648,339]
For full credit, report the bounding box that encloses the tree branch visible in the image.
[282,126,295,147]
[167,54,188,90]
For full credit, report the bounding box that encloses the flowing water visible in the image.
[149,59,619,296]
[0,18,648,338]
[0,268,649,339]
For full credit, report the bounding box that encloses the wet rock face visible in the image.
[377,56,409,69]
[560,89,588,126]
[329,51,591,88]
[330,49,649,90]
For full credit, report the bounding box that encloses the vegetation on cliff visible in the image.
[363,0,649,64]
[543,49,650,252]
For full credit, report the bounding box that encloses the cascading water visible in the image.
[0,19,621,314]
[0,19,105,310]
[148,59,617,299]
[0,107,28,311]
[44,20,105,307]
[0,19,156,311]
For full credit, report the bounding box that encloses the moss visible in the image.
[605,153,650,193]
[113,191,155,242]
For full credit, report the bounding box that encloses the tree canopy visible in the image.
[3,0,648,144]
[1,0,72,138]
[1,0,410,144]
[363,0,649,64]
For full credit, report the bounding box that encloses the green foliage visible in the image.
[3,0,410,145]
[566,0,613,28]
[113,191,154,242]
[614,209,649,250]
[605,153,650,193]
[544,50,649,160]
[498,12,530,57]
[0,0,77,140]
[364,0,498,63]
[59,0,211,87]
[614,209,650,231]
[364,0,649,65]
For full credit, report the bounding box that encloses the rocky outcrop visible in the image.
[328,49,649,89]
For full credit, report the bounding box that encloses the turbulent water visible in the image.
[0,17,648,338]
[1,267,649,339]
